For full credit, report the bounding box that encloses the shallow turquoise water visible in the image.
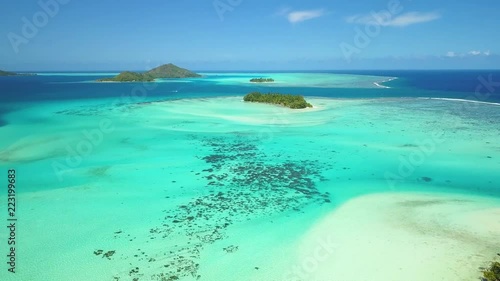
[0,72,499,280]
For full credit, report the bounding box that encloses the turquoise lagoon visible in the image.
[0,71,499,280]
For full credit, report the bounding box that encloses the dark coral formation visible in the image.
[223,245,239,253]
[97,135,331,280]
[420,176,433,182]
[103,250,116,260]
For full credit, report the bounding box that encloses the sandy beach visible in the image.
[285,192,500,281]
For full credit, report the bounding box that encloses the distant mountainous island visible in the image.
[250,78,274,83]
[243,92,313,109]
[97,63,201,82]
[0,70,36,76]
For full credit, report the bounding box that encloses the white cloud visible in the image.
[347,11,441,27]
[445,50,492,58]
[445,51,458,58]
[279,9,327,23]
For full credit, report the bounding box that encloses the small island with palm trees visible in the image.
[243,92,313,109]
[250,77,274,83]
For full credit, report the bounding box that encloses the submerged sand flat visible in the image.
[0,96,499,281]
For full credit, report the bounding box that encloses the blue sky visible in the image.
[1,0,499,70]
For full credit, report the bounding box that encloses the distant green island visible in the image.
[243,92,313,109]
[250,77,274,83]
[0,70,17,76]
[99,71,155,82]
[0,70,36,76]
[97,63,202,82]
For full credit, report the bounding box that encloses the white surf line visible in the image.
[373,77,397,89]
[420,97,500,106]
[373,82,390,89]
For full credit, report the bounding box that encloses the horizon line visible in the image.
[8,68,500,72]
